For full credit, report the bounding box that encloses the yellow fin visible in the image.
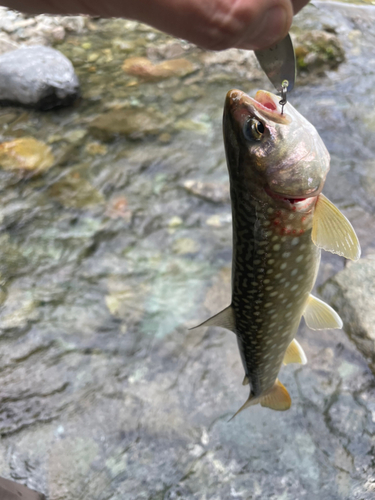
[260,379,291,411]
[312,193,361,261]
[242,374,249,386]
[229,380,291,421]
[189,305,235,333]
[283,339,307,365]
[303,294,343,330]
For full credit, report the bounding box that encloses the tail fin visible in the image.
[229,379,291,421]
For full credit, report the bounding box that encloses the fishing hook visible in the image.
[279,80,288,115]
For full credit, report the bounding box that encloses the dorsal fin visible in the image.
[303,294,343,330]
[189,305,235,333]
[312,193,361,261]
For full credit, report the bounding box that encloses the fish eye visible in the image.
[243,118,265,142]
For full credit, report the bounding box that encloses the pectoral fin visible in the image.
[189,305,235,333]
[229,380,291,421]
[303,294,343,330]
[283,339,307,365]
[312,193,361,261]
[242,375,249,386]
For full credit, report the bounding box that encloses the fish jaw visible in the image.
[223,89,330,202]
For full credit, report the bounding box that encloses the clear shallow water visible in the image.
[0,2,375,499]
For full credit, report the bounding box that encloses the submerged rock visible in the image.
[0,137,54,173]
[122,56,196,81]
[183,180,230,204]
[321,256,375,370]
[0,46,80,110]
[295,30,345,74]
[47,171,104,209]
[89,108,168,140]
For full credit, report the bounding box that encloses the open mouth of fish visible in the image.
[264,186,315,205]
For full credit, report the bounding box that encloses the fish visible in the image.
[192,89,361,416]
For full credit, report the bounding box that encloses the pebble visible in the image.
[0,137,54,172]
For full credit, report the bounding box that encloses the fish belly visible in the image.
[231,196,320,397]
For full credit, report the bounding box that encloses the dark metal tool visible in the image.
[254,33,296,113]
[0,476,45,500]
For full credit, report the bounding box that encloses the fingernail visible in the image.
[250,6,289,50]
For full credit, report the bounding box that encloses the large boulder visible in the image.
[0,45,79,110]
[321,256,375,370]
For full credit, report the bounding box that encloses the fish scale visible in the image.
[192,88,360,415]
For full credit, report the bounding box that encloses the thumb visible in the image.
[232,0,294,51]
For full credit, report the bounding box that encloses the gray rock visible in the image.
[321,256,375,369]
[0,46,79,110]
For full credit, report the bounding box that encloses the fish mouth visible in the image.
[264,186,318,205]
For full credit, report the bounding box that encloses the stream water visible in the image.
[0,1,375,499]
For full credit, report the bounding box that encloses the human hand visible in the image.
[1,0,310,50]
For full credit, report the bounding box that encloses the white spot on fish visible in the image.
[280,263,287,270]
[273,244,281,251]
[264,302,272,308]
[257,249,265,255]
[296,255,303,263]
[265,286,273,291]
[267,207,274,214]
[291,269,298,276]
[270,291,278,297]
[284,281,290,287]
[272,235,278,241]
[263,221,271,226]
[264,279,270,284]
[300,244,306,250]
[253,259,261,265]
[291,237,300,245]
[291,284,298,291]
[282,252,291,258]
[275,273,282,279]
[268,259,275,265]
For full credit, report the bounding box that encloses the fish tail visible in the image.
[229,379,291,421]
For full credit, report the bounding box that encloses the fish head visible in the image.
[223,89,330,208]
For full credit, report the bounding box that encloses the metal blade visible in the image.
[0,477,45,500]
[254,33,296,93]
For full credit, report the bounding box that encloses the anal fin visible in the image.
[303,294,343,330]
[283,339,307,365]
[189,305,235,333]
[312,193,361,261]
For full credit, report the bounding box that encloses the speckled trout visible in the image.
[193,89,360,416]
